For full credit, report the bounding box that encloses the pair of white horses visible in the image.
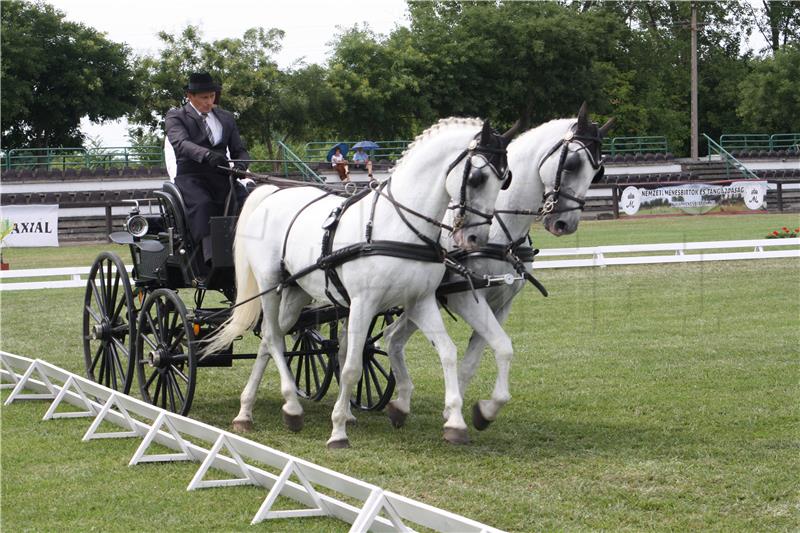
[205,105,612,448]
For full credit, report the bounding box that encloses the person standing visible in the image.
[165,72,250,268]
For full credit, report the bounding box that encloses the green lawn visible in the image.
[2,215,799,532]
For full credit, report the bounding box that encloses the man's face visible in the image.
[187,91,216,113]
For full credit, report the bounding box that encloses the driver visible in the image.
[165,72,250,270]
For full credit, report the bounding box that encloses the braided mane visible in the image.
[394,117,483,172]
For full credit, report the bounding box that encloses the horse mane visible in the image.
[394,117,484,172]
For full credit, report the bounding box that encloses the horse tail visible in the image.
[202,184,280,355]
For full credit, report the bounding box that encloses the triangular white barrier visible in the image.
[82,393,141,441]
[187,433,256,490]
[129,412,195,465]
[349,489,412,533]
[251,459,329,524]
[42,375,97,420]
[0,356,21,390]
[3,359,58,404]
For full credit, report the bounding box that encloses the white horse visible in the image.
[381,104,613,432]
[204,118,513,448]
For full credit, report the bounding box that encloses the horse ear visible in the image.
[480,120,493,144]
[501,119,522,141]
[577,101,589,131]
[598,117,615,139]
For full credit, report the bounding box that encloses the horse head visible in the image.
[538,102,614,236]
[446,120,514,250]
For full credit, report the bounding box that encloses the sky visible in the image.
[46,0,411,146]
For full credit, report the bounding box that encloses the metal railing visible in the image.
[276,141,324,183]
[704,134,760,179]
[719,133,800,153]
[302,140,411,162]
[606,136,669,156]
[3,146,165,171]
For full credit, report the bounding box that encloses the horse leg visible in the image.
[336,320,357,424]
[250,292,305,431]
[405,296,469,444]
[454,296,515,430]
[383,314,417,428]
[328,298,373,449]
[232,336,271,433]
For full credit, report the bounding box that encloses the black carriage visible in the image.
[82,179,398,416]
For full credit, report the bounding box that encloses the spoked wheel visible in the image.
[351,310,399,411]
[285,323,337,401]
[82,252,135,393]
[135,288,197,416]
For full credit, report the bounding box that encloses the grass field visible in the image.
[2,214,799,532]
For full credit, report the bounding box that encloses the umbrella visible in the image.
[326,142,349,161]
[352,140,380,151]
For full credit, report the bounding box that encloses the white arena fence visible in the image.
[0,351,502,533]
[1,239,798,291]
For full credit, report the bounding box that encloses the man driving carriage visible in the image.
[165,72,250,271]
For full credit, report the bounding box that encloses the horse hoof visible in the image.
[232,419,253,433]
[472,402,493,431]
[443,427,470,445]
[282,412,304,432]
[327,438,350,450]
[386,402,408,429]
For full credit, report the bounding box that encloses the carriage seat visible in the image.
[161,181,193,246]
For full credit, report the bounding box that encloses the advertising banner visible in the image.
[0,204,59,247]
[619,180,768,216]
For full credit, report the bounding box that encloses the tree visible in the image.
[1,1,138,148]
[737,44,800,132]
[748,0,800,54]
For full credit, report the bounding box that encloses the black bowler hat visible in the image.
[184,72,221,93]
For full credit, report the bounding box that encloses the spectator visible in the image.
[352,147,374,181]
[331,147,349,182]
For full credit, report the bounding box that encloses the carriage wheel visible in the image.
[351,311,398,411]
[82,252,135,393]
[286,323,337,401]
[135,289,197,416]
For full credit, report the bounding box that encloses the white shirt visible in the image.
[189,102,222,145]
[331,152,346,166]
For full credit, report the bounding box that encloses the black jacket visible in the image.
[165,103,250,176]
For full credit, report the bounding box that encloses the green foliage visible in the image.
[0,0,138,148]
[737,44,800,132]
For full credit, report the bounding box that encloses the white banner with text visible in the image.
[0,204,59,247]
[619,180,768,216]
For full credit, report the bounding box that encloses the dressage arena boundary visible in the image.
[0,351,502,533]
[1,238,798,291]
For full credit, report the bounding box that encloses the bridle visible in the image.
[538,123,604,215]
[445,131,511,233]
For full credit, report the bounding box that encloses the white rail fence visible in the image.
[0,351,502,533]
[1,239,798,291]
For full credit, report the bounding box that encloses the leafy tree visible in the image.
[1,0,138,148]
[325,26,432,139]
[737,44,800,132]
[748,0,800,54]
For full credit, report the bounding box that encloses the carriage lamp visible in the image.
[125,214,149,238]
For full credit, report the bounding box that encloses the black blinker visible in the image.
[592,166,605,183]
[563,151,581,172]
[501,170,512,190]
[468,166,487,187]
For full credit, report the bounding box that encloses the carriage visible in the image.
[82,177,403,417]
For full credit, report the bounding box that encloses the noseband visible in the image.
[446,133,510,232]
[539,126,604,215]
